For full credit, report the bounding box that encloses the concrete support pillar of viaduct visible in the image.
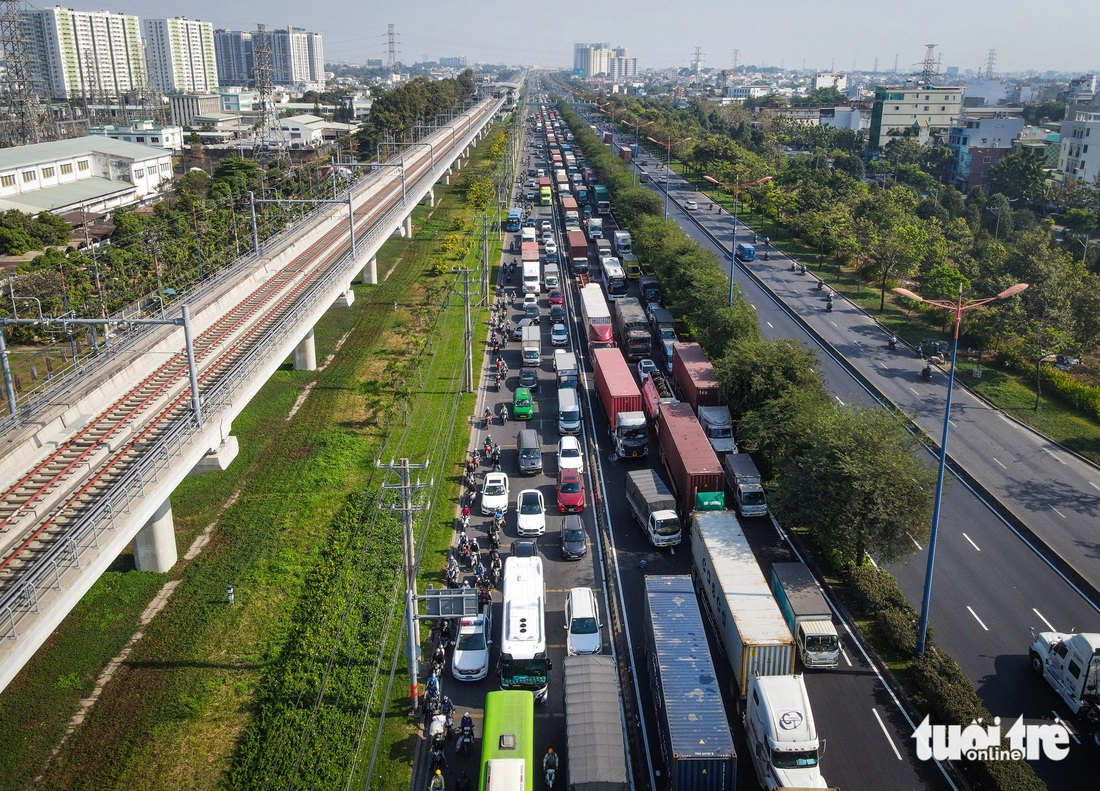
[360,255,377,284]
[293,328,317,371]
[402,214,413,238]
[334,288,355,307]
[424,188,435,207]
[442,169,451,186]
[133,498,178,573]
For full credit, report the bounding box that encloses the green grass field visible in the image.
[0,127,508,791]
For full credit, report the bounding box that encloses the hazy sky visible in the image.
[46,0,1100,75]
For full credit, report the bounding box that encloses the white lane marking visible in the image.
[829,320,838,327]
[948,419,957,428]
[872,708,904,760]
[1053,713,1081,744]
[962,533,981,552]
[766,321,773,328]
[999,413,1013,423]
[1043,448,1068,465]
[967,606,989,631]
[1090,481,1100,492]
[879,361,888,369]
[992,458,1007,470]
[840,646,852,667]
[908,532,923,551]
[834,396,845,405]
[867,554,879,569]
[1051,506,1067,519]
[1033,608,1055,631]
[909,387,919,396]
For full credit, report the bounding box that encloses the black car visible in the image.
[512,318,535,340]
[561,515,587,560]
[519,367,539,392]
[524,303,540,322]
[512,539,537,558]
[549,304,566,323]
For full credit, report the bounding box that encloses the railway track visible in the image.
[0,104,493,593]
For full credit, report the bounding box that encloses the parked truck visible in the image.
[592,347,649,459]
[641,370,678,423]
[578,283,614,352]
[657,402,724,514]
[592,184,611,215]
[563,657,630,791]
[567,230,589,275]
[585,216,603,240]
[645,576,736,791]
[745,674,829,789]
[691,510,797,697]
[1028,629,1100,724]
[554,350,578,390]
[770,563,840,669]
[612,230,632,256]
[521,325,541,367]
[640,275,662,304]
[624,469,682,547]
[673,342,721,410]
[721,453,768,517]
[613,297,652,361]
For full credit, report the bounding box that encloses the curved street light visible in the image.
[624,119,654,187]
[893,282,1029,656]
[704,175,773,306]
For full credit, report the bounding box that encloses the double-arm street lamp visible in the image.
[647,135,692,222]
[703,175,773,306]
[893,282,1029,656]
[623,119,654,187]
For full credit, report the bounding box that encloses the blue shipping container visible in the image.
[644,576,736,791]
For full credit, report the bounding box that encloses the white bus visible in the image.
[498,555,549,702]
[522,260,541,294]
[600,257,628,301]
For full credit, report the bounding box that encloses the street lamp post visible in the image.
[625,120,654,187]
[893,282,1029,656]
[703,175,773,306]
[647,135,692,222]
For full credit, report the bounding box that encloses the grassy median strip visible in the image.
[5,129,503,791]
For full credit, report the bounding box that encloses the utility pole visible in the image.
[377,457,432,714]
[455,266,474,393]
[481,213,491,308]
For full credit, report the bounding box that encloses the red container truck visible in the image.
[567,230,589,274]
[672,342,722,410]
[521,241,539,263]
[593,347,649,458]
[657,402,723,514]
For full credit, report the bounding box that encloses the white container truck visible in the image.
[745,674,829,789]
[721,453,768,517]
[522,260,541,294]
[691,510,795,698]
[1028,629,1100,722]
[612,230,632,256]
[770,563,840,669]
[624,468,682,547]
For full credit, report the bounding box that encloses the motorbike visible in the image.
[459,725,474,756]
[888,336,897,350]
[921,365,933,380]
[483,438,493,457]
[817,280,824,291]
[445,560,458,588]
[800,264,807,275]
[763,250,769,260]
[826,299,834,312]
[791,261,798,272]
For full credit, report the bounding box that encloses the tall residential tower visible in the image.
[143,17,217,94]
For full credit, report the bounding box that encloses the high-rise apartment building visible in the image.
[573,43,633,80]
[212,26,324,90]
[214,30,253,86]
[143,17,217,94]
[21,7,146,101]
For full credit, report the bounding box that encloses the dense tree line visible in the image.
[355,70,477,158]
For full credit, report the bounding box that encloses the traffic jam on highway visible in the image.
[416,85,1100,791]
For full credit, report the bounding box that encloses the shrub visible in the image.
[847,564,911,614]
[875,607,918,656]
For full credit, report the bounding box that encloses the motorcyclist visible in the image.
[889,334,897,349]
[543,748,559,775]
[460,712,474,735]
[430,769,445,791]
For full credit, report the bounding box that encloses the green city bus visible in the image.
[479,690,535,791]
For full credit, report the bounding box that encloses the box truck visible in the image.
[624,469,682,547]
[770,562,840,669]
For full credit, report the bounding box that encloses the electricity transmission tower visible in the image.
[0,0,50,144]
[921,44,938,82]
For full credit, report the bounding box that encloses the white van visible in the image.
[557,388,581,435]
[565,587,602,655]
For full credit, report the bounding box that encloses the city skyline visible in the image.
[40,0,1100,75]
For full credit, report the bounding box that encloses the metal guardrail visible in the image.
[0,99,501,642]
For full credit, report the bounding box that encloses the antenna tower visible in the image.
[985,49,997,80]
[692,46,703,75]
[731,49,739,72]
[0,0,50,144]
[921,44,938,82]
[387,24,399,78]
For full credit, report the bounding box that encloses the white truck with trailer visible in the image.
[770,563,840,669]
[721,453,768,518]
[745,674,829,789]
[690,510,795,698]
[1028,629,1100,728]
[624,468,682,547]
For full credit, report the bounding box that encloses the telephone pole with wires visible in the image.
[377,457,432,714]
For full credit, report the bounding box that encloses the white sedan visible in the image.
[544,239,558,256]
[557,435,585,474]
[451,611,492,681]
[550,323,569,346]
[685,199,699,211]
[516,489,546,536]
[480,472,510,515]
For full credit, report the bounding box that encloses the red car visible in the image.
[556,468,586,513]
[548,289,563,306]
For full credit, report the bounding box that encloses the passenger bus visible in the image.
[600,258,628,301]
[506,208,523,232]
[499,555,549,701]
[479,691,535,791]
[539,186,552,206]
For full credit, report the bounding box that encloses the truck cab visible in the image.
[745,675,827,790]
[1029,630,1100,722]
